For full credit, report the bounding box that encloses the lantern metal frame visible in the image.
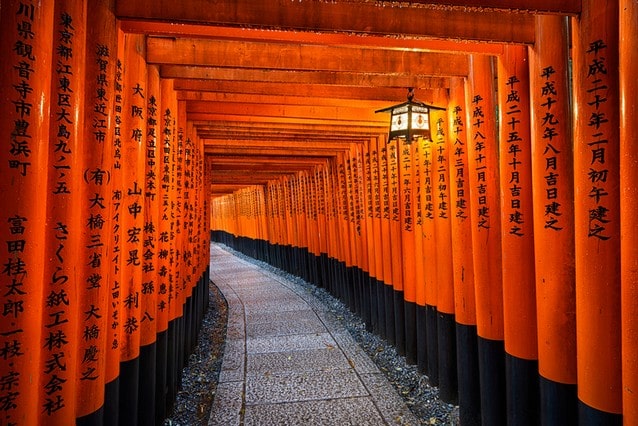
[376,88,445,143]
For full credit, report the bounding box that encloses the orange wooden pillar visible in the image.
[448,77,480,425]
[421,136,438,385]
[156,77,175,420]
[378,138,396,344]
[0,3,53,424]
[364,141,379,333]
[529,15,578,424]
[398,138,417,364]
[77,1,117,423]
[119,32,147,424]
[355,144,373,329]
[413,135,426,374]
[388,137,405,355]
[40,1,85,423]
[432,105,459,404]
[467,54,506,425]
[105,27,125,426]
[497,45,540,425]
[371,138,387,339]
[137,63,160,426]
[571,1,622,423]
[620,0,638,423]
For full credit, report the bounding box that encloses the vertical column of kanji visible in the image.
[0,3,54,425]
[137,63,159,426]
[39,2,85,423]
[620,0,638,423]
[119,32,147,424]
[157,78,175,417]
[175,102,186,383]
[388,137,405,355]
[327,162,340,296]
[316,166,328,289]
[76,0,116,423]
[309,169,322,286]
[497,45,539,425]
[448,77,480,425]
[398,138,416,364]
[353,145,370,326]
[572,2,622,422]
[413,136,426,374]
[529,15,577,424]
[432,104,458,404]
[182,123,194,359]
[421,136,438,385]
[370,138,386,339]
[346,149,359,315]
[105,28,124,426]
[467,54,505,425]
[378,137,395,345]
[336,153,351,308]
[364,141,378,333]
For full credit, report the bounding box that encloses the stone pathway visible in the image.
[208,243,419,425]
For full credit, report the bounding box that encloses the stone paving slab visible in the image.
[208,243,419,425]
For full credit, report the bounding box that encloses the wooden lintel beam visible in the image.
[177,90,432,110]
[119,21,506,54]
[116,0,537,43]
[186,113,387,128]
[147,37,469,77]
[173,79,450,98]
[186,101,386,123]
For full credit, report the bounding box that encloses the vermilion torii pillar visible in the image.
[467,54,506,426]
[119,32,148,423]
[497,45,540,425]
[529,14,578,425]
[0,2,54,425]
[40,0,86,423]
[448,77,480,426]
[620,0,638,423]
[572,0,622,423]
[77,0,117,423]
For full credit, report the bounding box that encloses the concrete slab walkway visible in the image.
[208,243,418,425]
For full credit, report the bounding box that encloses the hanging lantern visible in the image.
[376,88,445,143]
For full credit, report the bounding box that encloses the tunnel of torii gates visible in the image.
[0,0,637,425]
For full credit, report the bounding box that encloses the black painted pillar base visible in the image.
[404,300,417,365]
[438,312,458,404]
[376,279,386,340]
[120,356,140,425]
[539,375,578,425]
[393,289,405,356]
[578,400,622,426]
[76,405,104,426]
[505,353,539,426]
[477,336,506,426]
[369,274,379,333]
[456,323,481,426]
[360,270,371,330]
[385,284,396,346]
[104,377,119,426]
[426,304,439,386]
[155,329,168,422]
[416,304,428,375]
[138,342,157,426]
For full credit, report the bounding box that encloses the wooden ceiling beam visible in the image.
[116,0,537,43]
[147,37,469,76]
[187,113,388,128]
[163,65,451,90]
[186,101,387,124]
[178,92,394,110]
[120,21,506,54]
